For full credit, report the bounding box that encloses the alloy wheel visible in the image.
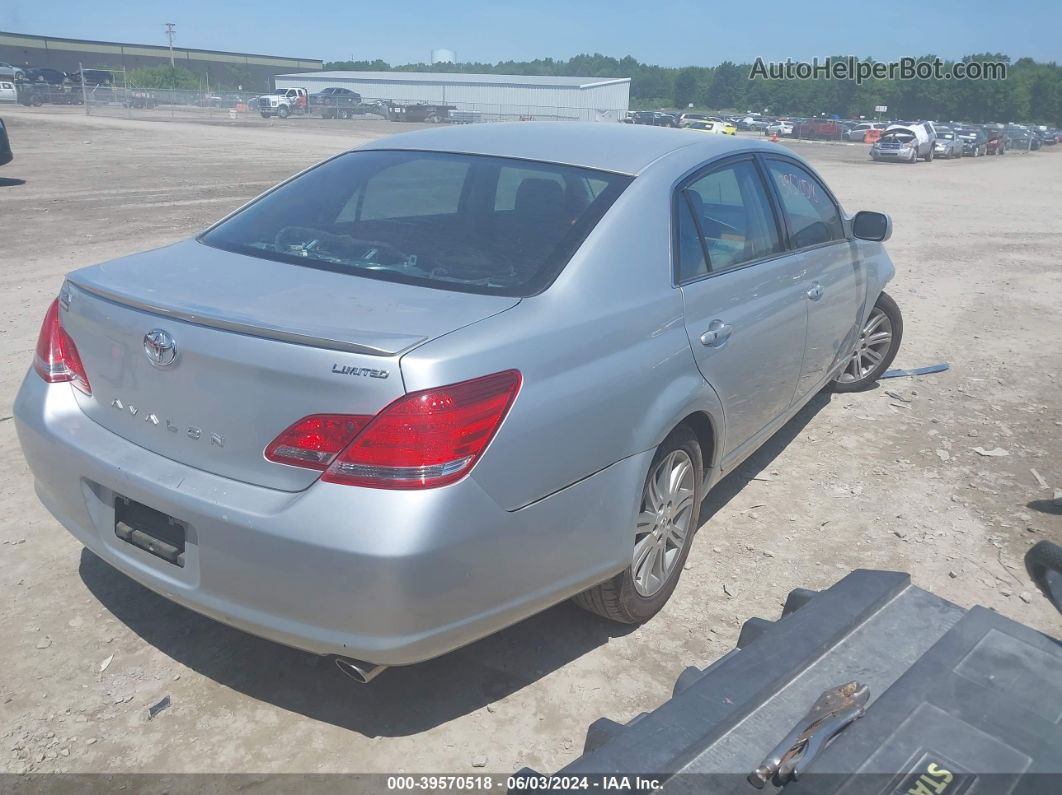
[632,450,696,597]
[838,307,894,383]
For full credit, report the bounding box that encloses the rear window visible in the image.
[201,150,631,297]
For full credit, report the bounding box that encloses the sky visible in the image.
[3,0,1060,68]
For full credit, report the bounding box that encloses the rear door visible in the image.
[761,157,863,400]
[676,156,807,463]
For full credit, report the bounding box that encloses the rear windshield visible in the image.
[200,150,631,297]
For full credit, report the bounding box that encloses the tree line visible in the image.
[322,53,1061,124]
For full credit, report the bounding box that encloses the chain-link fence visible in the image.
[12,68,626,126]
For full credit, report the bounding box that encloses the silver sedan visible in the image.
[14,123,902,680]
[933,130,966,159]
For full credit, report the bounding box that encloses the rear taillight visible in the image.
[265,369,521,490]
[33,298,91,395]
[264,414,370,470]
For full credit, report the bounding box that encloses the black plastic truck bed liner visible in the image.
[518,570,1062,794]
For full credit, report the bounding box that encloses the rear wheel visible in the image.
[572,425,703,623]
[831,292,903,392]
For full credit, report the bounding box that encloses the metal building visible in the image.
[273,71,631,122]
[0,30,321,91]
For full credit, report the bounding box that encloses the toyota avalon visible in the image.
[15,123,902,681]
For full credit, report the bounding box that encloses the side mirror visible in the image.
[852,210,892,242]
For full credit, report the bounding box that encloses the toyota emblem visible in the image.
[143,329,178,367]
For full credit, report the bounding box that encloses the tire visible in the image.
[571,424,703,624]
[831,291,904,392]
[277,105,289,119]
[923,147,933,162]
[260,112,270,119]
[1025,540,1062,611]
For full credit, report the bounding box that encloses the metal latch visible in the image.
[748,681,870,789]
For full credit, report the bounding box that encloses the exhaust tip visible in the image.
[334,656,388,684]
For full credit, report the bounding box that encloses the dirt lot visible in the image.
[0,108,1059,776]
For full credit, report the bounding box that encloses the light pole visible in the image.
[165,23,176,68]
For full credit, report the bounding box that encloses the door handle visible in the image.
[700,320,733,347]
[807,282,824,301]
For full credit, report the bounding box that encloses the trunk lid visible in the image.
[63,240,519,491]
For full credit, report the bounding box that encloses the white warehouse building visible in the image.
[273,71,631,122]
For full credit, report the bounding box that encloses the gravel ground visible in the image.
[0,108,1059,776]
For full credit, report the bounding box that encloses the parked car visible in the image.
[308,87,364,119]
[735,116,768,131]
[957,127,988,157]
[0,117,11,166]
[792,119,846,140]
[67,69,114,86]
[683,120,728,135]
[0,81,15,104]
[765,120,794,136]
[705,118,737,135]
[629,110,676,126]
[0,62,26,81]
[932,129,965,159]
[843,122,887,142]
[1005,127,1031,151]
[984,127,1007,155]
[22,67,67,85]
[13,125,902,680]
[871,123,936,162]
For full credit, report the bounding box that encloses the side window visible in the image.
[677,159,783,280]
[676,196,707,282]
[338,157,470,222]
[765,160,845,249]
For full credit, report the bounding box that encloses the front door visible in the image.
[676,156,808,463]
[762,157,864,399]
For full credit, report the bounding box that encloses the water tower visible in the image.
[431,48,456,65]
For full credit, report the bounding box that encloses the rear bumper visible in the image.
[14,373,649,665]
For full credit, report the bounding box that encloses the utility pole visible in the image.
[165,23,176,68]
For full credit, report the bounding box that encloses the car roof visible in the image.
[355,121,770,175]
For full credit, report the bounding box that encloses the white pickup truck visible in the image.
[257,87,308,119]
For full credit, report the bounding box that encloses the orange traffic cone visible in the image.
[771,132,779,143]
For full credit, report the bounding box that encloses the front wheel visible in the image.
[572,425,703,624]
[831,292,903,392]
[277,105,289,119]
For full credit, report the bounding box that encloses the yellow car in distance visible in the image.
[684,119,736,135]
[710,117,738,135]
